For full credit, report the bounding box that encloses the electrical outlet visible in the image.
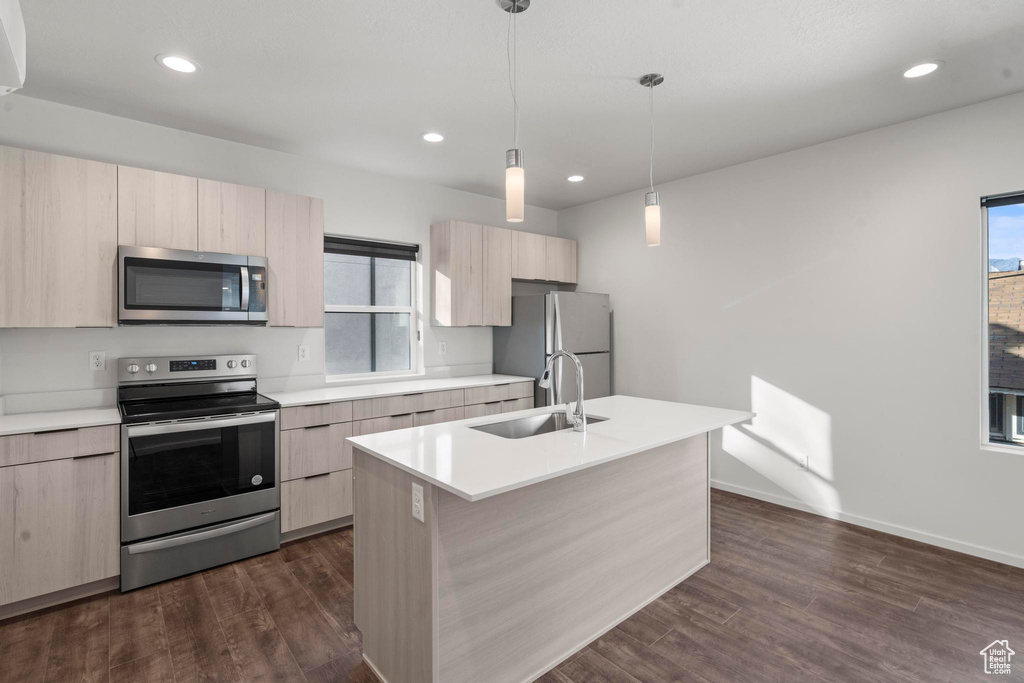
[298,345,310,362]
[88,351,105,371]
[438,341,447,356]
[795,453,808,471]
[411,483,424,523]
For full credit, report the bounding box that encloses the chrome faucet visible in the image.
[538,349,586,432]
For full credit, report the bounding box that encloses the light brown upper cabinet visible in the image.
[431,221,483,326]
[266,190,324,327]
[0,146,117,327]
[198,179,266,256]
[117,166,199,250]
[511,230,547,280]
[482,225,512,326]
[545,236,577,284]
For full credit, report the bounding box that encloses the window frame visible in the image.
[323,245,421,383]
[981,192,1024,452]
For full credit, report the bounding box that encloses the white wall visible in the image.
[0,95,556,399]
[559,91,1024,567]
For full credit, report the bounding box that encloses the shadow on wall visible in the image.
[721,376,840,515]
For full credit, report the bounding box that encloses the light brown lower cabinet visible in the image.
[413,407,466,427]
[0,452,119,606]
[281,470,353,533]
[502,397,534,413]
[355,414,415,436]
[281,422,353,481]
[464,401,504,419]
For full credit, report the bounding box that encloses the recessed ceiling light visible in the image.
[422,132,445,143]
[156,54,199,73]
[903,62,941,78]
[567,175,584,182]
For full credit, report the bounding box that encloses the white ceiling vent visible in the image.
[0,0,25,96]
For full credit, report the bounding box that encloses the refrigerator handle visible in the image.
[553,294,566,404]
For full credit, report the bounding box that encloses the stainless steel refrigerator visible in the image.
[493,292,611,407]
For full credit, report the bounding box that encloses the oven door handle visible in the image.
[127,412,277,437]
[127,511,278,555]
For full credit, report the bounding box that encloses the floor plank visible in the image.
[242,552,350,672]
[158,573,240,682]
[203,562,263,621]
[589,627,708,682]
[558,648,641,683]
[220,606,306,683]
[42,595,109,683]
[108,585,168,668]
[285,551,361,648]
[108,650,175,683]
[0,610,56,683]
[308,529,355,585]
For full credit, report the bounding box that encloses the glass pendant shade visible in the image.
[506,149,524,223]
[645,192,661,246]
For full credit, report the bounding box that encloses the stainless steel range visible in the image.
[117,354,281,591]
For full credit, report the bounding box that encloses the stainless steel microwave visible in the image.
[119,246,269,324]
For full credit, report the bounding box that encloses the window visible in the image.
[324,237,419,379]
[984,193,1024,446]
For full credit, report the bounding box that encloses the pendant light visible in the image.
[500,0,528,222]
[640,73,663,246]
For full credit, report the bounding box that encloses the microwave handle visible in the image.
[240,266,250,311]
[127,411,277,438]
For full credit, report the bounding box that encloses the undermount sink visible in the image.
[470,412,607,439]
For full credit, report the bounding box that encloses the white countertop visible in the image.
[264,374,534,407]
[347,395,754,501]
[0,407,122,437]
[0,374,534,437]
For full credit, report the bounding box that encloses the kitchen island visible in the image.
[347,395,753,683]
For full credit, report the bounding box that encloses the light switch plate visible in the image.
[88,351,105,371]
[298,345,310,362]
[438,341,447,355]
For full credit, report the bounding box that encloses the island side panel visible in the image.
[435,434,709,683]
[353,448,439,683]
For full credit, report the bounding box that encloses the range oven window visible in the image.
[127,418,275,517]
[124,258,243,311]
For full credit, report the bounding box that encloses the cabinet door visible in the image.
[117,166,198,250]
[545,236,577,284]
[281,470,352,533]
[511,231,546,280]
[198,179,266,256]
[431,221,482,326]
[482,225,512,326]
[0,453,119,605]
[0,146,117,327]
[266,190,324,327]
[464,402,503,419]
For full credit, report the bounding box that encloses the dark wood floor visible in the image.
[3,490,1023,682]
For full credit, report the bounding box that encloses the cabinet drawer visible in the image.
[464,402,504,419]
[413,407,465,427]
[281,422,353,482]
[464,382,533,405]
[0,453,119,606]
[354,414,414,436]
[352,389,464,420]
[0,425,119,469]
[281,469,352,533]
[502,397,534,413]
[281,401,352,430]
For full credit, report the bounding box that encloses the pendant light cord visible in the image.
[507,1,519,149]
[649,80,655,193]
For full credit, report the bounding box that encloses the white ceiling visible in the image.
[17,0,1024,211]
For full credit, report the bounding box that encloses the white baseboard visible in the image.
[711,479,1024,570]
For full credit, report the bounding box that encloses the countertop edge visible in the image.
[265,374,536,407]
[349,409,754,502]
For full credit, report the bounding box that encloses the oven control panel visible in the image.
[118,355,258,383]
[170,359,217,372]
